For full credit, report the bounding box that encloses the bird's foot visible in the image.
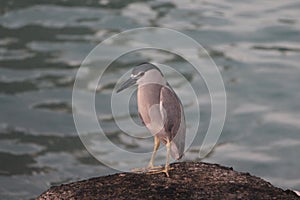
[131,165,174,177]
[131,165,163,173]
[146,166,174,177]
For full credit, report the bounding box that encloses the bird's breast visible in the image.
[137,84,163,134]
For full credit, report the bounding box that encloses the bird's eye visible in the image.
[131,74,138,78]
[131,72,144,79]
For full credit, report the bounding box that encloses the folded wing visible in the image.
[160,85,186,160]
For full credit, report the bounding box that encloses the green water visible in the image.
[0,0,300,199]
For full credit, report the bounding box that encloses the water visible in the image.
[0,0,300,199]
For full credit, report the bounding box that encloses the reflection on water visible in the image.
[0,0,300,199]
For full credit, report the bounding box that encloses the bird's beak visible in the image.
[116,77,137,93]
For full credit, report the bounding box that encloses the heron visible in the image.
[116,62,186,177]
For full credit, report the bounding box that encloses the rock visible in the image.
[37,162,299,200]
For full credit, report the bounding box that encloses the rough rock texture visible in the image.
[37,162,299,200]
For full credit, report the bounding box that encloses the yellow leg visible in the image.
[132,136,162,173]
[146,138,173,177]
[132,137,173,177]
[164,138,171,177]
[148,135,160,168]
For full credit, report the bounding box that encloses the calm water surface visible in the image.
[0,0,300,199]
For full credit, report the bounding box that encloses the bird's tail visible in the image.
[170,124,185,160]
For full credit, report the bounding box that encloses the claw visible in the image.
[146,166,174,177]
[131,165,163,173]
[131,165,174,177]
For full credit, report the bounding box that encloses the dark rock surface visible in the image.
[37,161,299,200]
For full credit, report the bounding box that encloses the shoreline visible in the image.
[37,161,299,200]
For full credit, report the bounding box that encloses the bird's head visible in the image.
[116,62,166,93]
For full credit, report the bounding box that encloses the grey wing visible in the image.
[138,112,145,126]
[160,86,186,160]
